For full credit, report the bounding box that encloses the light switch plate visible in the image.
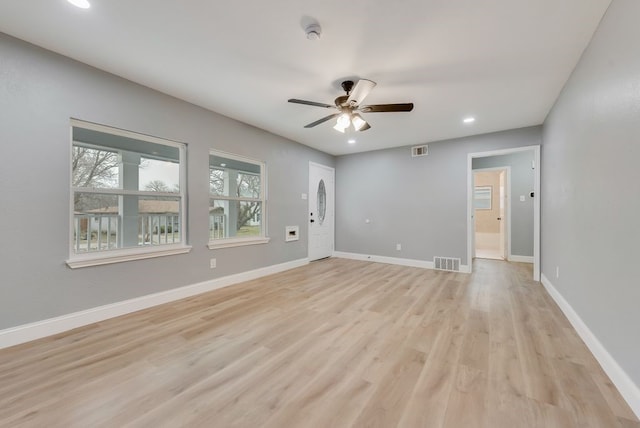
[520,195,525,202]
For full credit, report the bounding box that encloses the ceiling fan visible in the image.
[288,79,414,133]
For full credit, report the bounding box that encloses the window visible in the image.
[474,186,492,210]
[68,120,190,268]
[208,151,269,249]
[317,179,326,225]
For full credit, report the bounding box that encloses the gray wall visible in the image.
[473,151,535,257]
[542,0,640,388]
[0,33,334,330]
[335,126,541,265]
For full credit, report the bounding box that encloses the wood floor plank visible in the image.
[0,258,636,428]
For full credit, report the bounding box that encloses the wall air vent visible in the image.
[434,256,461,272]
[411,145,428,157]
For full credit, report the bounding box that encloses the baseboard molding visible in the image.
[333,251,471,273]
[0,258,309,350]
[541,274,640,418]
[508,254,534,263]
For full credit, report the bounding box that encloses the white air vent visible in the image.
[434,256,461,272]
[411,145,428,157]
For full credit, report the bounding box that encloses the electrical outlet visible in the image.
[210,258,217,269]
[396,243,402,251]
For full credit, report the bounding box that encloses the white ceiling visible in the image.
[0,0,611,155]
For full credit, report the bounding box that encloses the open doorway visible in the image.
[467,145,540,281]
[473,168,508,260]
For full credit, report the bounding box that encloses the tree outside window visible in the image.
[208,152,266,244]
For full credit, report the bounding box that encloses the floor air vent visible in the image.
[434,256,461,272]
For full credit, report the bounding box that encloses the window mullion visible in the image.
[209,195,262,203]
[74,187,180,198]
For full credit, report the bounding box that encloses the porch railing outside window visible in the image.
[209,213,226,240]
[73,213,181,253]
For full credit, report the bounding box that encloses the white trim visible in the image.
[508,255,534,263]
[208,237,270,249]
[66,245,192,268]
[469,145,540,158]
[70,118,187,148]
[540,274,640,419]
[467,145,540,281]
[309,161,335,172]
[533,146,540,281]
[1,258,309,350]
[72,187,181,197]
[333,251,470,273]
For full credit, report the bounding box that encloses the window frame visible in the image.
[66,119,191,268]
[474,185,493,210]
[208,150,269,249]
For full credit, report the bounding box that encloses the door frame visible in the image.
[472,166,511,261]
[467,145,540,281]
[308,161,335,261]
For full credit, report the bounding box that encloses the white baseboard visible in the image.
[541,274,640,419]
[333,251,470,273]
[0,258,309,350]
[508,255,534,263]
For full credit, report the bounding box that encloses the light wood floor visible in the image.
[0,258,637,427]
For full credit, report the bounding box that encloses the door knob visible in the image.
[497,217,502,220]
[310,219,315,223]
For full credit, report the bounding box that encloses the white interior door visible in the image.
[308,162,334,261]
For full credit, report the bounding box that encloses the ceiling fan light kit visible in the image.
[288,79,414,135]
[67,0,90,8]
[351,114,367,131]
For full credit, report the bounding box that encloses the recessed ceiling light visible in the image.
[67,0,90,9]
[347,139,356,144]
[463,117,475,124]
[220,163,226,167]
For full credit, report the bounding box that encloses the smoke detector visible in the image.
[305,23,321,40]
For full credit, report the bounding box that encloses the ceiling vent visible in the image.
[411,145,428,157]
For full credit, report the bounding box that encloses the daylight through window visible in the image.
[70,120,187,265]
[209,151,268,248]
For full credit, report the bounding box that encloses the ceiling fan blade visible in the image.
[360,103,414,113]
[304,113,340,128]
[346,79,376,106]
[288,99,335,109]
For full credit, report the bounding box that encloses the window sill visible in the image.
[208,237,270,250]
[66,244,192,269]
